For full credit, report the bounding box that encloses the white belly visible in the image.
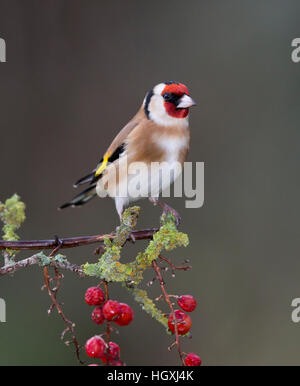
[96,135,187,215]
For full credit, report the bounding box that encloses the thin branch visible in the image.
[152,260,185,366]
[102,279,112,365]
[0,253,85,276]
[43,247,82,364]
[0,228,158,251]
[159,255,192,271]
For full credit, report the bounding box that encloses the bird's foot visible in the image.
[161,203,181,227]
[149,198,181,227]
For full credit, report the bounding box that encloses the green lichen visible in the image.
[83,206,141,282]
[53,253,68,264]
[0,194,26,256]
[126,286,168,329]
[0,194,189,332]
[37,251,68,267]
[83,207,189,285]
[83,206,189,329]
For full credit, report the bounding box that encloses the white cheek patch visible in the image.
[149,94,189,127]
[153,83,166,95]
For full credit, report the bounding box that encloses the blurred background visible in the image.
[0,0,300,365]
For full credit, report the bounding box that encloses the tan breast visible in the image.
[126,119,190,165]
[97,113,190,196]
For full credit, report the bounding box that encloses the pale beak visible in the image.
[177,94,197,109]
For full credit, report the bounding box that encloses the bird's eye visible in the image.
[163,93,172,101]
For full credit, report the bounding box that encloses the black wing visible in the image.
[59,143,126,210]
[73,143,126,187]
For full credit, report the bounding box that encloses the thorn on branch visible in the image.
[146,277,156,287]
[168,341,177,351]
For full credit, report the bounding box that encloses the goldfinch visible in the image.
[59,81,196,224]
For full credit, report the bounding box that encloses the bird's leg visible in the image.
[149,197,181,227]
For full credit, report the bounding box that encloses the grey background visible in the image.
[0,0,300,365]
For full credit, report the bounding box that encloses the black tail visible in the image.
[73,170,97,188]
[59,183,97,209]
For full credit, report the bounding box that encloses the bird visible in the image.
[59,81,196,225]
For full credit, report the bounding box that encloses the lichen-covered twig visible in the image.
[0,253,85,276]
[0,194,26,262]
[0,194,25,242]
[126,286,169,329]
[83,207,189,285]
[0,194,192,366]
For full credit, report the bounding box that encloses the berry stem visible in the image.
[42,245,82,364]
[102,280,111,365]
[152,260,185,366]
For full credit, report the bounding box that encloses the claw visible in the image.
[161,205,181,226]
[129,232,136,243]
[149,198,181,228]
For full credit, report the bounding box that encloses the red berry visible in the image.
[185,353,202,366]
[85,336,105,358]
[91,306,105,325]
[168,310,192,335]
[114,303,134,326]
[177,295,197,312]
[103,300,122,321]
[100,341,120,364]
[85,287,105,306]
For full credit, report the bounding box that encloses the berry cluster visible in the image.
[85,336,122,366]
[166,294,201,366]
[168,295,197,335]
[84,286,134,365]
[85,288,201,366]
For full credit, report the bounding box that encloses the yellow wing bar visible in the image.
[95,152,111,177]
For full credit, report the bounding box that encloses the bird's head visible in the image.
[144,81,196,127]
